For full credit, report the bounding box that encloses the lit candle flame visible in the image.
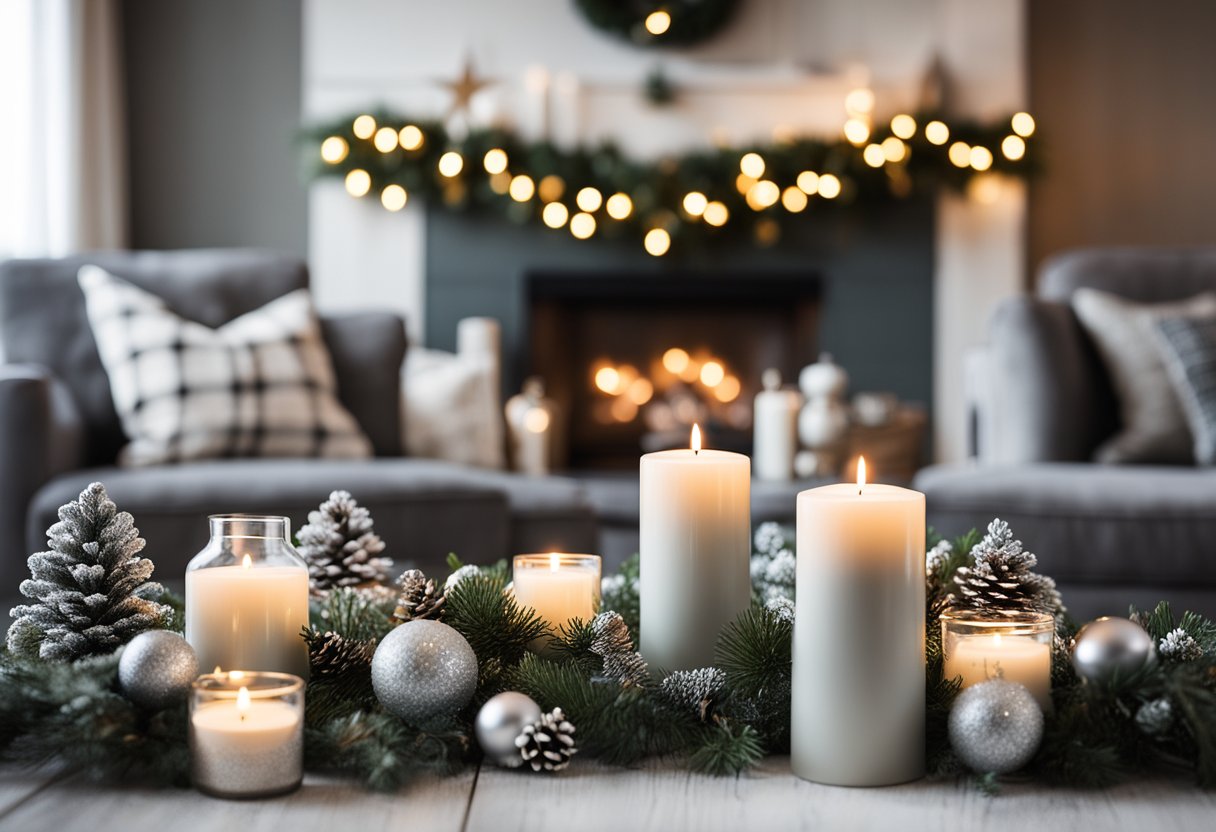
[549,553,561,572]
[241,554,252,569]
[236,685,250,721]
[993,633,1002,647]
[691,423,701,454]
[229,670,245,682]
[857,456,867,494]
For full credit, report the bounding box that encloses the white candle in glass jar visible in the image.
[513,553,601,642]
[185,558,310,677]
[792,458,925,786]
[190,675,304,798]
[640,425,751,671]
[945,633,1052,710]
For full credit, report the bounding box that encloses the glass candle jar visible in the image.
[190,671,304,798]
[185,515,310,678]
[512,553,601,648]
[941,608,1054,711]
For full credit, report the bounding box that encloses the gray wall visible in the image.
[1028,0,1216,274]
[122,0,306,255]
[425,202,935,412]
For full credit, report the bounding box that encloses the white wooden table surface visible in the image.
[1,758,1212,832]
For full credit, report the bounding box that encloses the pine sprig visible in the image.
[444,572,547,700]
[305,711,468,792]
[310,587,395,643]
[686,721,765,776]
[715,604,792,750]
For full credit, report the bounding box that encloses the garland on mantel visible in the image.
[305,109,1037,258]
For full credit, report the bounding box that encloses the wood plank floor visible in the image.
[1,758,1213,832]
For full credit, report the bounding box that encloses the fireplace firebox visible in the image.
[527,271,821,470]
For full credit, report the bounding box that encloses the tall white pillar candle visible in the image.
[753,368,803,482]
[792,459,925,785]
[640,425,751,670]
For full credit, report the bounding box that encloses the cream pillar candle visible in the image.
[190,672,304,798]
[753,368,802,482]
[185,515,310,677]
[640,425,750,670]
[513,553,601,643]
[792,459,925,786]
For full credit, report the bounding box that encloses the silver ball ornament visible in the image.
[371,619,477,722]
[1072,616,1156,685]
[475,692,542,768]
[948,680,1044,774]
[118,630,199,710]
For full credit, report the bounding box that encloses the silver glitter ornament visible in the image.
[1072,616,1156,685]
[118,630,199,710]
[948,679,1044,774]
[475,691,542,767]
[371,619,477,722]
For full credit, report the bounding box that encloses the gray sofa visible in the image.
[0,250,597,594]
[915,248,1216,620]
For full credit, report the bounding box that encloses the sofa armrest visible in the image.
[985,297,1111,463]
[0,364,84,587]
[320,312,408,458]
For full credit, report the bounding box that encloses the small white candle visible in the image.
[190,674,304,798]
[945,633,1051,710]
[186,560,310,677]
[513,553,601,643]
[640,424,751,670]
[792,458,925,786]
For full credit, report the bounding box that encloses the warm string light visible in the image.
[328,105,1033,256]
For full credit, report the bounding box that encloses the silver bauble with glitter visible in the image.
[371,619,477,722]
[118,630,199,710]
[1072,616,1156,685]
[948,679,1044,774]
[475,691,542,767]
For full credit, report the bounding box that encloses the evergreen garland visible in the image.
[3,493,1216,793]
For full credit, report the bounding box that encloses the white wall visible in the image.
[303,0,1026,461]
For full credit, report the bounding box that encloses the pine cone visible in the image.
[660,667,726,721]
[1159,627,1204,662]
[951,519,1062,615]
[589,611,632,656]
[392,569,446,622]
[298,491,393,594]
[602,650,650,688]
[302,627,375,678]
[516,707,577,772]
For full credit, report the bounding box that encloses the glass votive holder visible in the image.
[190,671,305,799]
[512,553,601,648]
[185,515,310,678]
[941,608,1055,711]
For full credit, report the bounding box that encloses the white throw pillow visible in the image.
[1072,288,1216,463]
[403,347,504,469]
[78,265,372,466]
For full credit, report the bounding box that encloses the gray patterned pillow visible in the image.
[1154,316,1216,466]
[1072,289,1216,463]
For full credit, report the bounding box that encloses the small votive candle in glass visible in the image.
[941,609,1054,711]
[512,553,601,647]
[190,671,304,799]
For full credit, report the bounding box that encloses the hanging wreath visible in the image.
[573,0,741,48]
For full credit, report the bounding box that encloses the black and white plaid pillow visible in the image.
[78,265,372,466]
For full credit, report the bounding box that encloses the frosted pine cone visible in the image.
[298,490,392,594]
[302,627,375,678]
[951,519,1063,615]
[1159,627,1204,662]
[660,667,727,721]
[516,708,577,772]
[393,569,446,622]
[590,611,633,656]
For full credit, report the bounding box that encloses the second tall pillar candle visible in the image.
[640,425,751,671]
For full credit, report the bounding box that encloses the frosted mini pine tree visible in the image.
[8,483,171,661]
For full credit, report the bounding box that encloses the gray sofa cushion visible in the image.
[0,251,309,465]
[1155,316,1216,465]
[25,459,596,582]
[321,312,406,457]
[1040,248,1216,305]
[915,463,1216,587]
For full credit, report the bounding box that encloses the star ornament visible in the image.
[438,57,495,119]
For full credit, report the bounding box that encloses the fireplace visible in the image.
[527,271,821,470]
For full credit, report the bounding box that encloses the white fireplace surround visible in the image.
[303,0,1026,464]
